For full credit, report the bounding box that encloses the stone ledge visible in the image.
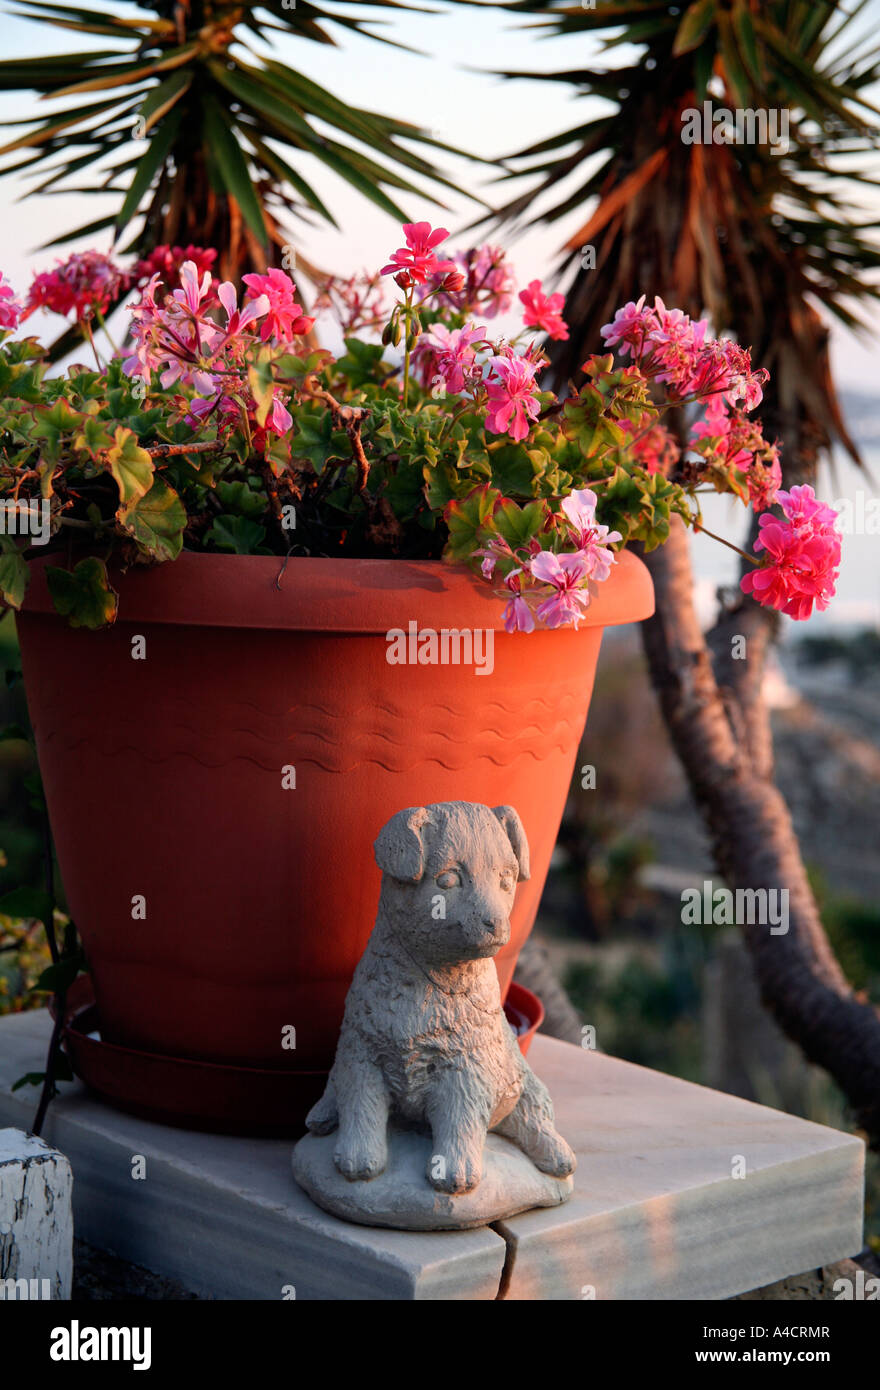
[0,1010,865,1300]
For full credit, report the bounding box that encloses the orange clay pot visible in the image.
[18,551,653,1108]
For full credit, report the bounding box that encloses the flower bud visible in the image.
[441,270,466,293]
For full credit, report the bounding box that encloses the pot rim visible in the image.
[20,548,654,633]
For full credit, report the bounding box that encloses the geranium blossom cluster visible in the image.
[689,393,782,509]
[617,414,680,476]
[314,270,387,334]
[601,295,768,408]
[477,488,622,632]
[741,485,841,619]
[8,244,221,334]
[132,244,218,294]
[381,222,460,288]
[380,222,552,437]
[430,243,517,319]
[601,296,781,512]
[415,327,546,441]
[0,273,22,331]
[22,251,130,323]
[381,224,566,421]
[0,226,842,631]
[122,261,314,446]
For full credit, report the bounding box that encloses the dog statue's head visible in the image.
[373,801,530,965]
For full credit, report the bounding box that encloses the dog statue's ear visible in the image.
[492,805,530,881]
[374,806,433,882]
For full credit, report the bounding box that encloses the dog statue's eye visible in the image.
[436,870,461,889]
[500,870,516,893]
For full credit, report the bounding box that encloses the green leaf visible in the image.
[673,0,717,56]
[247,350,276,429]
[335,338,387,388]
[73,414,114,460]
[35,952,85,994]
[216,481,266,519]
[493,498,549,549]
[12,1072,46,1092]
[0,538,28,610]
[732,4,761,83]
[137,68,192,134]
[443,484,502,563]
[12,1055,74,1090]
[113,104,183,239]
[30,396,83,463]
[290,410,336,472]
[201,90,268,251]
[204,515,267,554]
[106,426,155,505]
[0,887,53,925]
[486,441,550,497]
[46,556,118,629]
[118,476,186,562]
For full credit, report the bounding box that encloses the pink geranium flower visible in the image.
[133,244,217,292]
[519,280,569,341]
[600,296,651,356]
[501,569,535,633]
[741,487,841,620]
[484,356,541,442]
[560,488,621,582]
[242,269,315,343]
[468,245,517,317]
[530,549,593,629]
[0,273,22,331]
[217,281,270,339]
[777,483,839,534]
[23,251,128,323]
[381,222,457,284]
[426,321,485,393]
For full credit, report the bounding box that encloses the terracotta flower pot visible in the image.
[18,551,652,1120]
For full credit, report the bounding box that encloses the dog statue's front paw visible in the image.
[333,1142,387,1182]
[428,1149,483,1195]
[531,1132,577,1179]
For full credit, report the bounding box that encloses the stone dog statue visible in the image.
[304,800,576,1197]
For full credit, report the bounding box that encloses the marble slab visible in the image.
[0,1009,864,1299]
[497,1036,864,1299]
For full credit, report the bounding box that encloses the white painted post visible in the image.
[0,1128,72,1301]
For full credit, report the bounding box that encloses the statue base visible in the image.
[292,1124,574,1231]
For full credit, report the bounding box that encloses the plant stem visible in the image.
[80,316,103,371]
[31,1011,63,1137]
[402,288,412,409]
[93,306,120,356]
[691,516,758,564]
